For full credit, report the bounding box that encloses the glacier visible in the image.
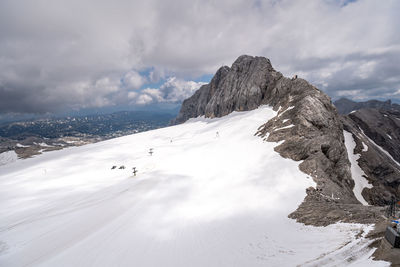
[0,106,388,266]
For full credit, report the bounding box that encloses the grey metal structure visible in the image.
[385,226,400,248]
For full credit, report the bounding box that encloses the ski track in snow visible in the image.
[0,107,388,267]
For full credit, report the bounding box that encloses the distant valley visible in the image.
[0,110,175,162]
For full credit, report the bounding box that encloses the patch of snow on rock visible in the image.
[16,143,30,148]
[38,142,52,147]
[274,124,295,131]
[344,130,372,206]
[278,106,295,117]
[362,142,368,152]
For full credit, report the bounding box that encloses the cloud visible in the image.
[157,77,206,103]
[135,94,154,105]
[0,0,399,114]
[123,71,147,90]
[130,78,205,105]
[296,48,400,100]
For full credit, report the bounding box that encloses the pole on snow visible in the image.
[132,167,137,176]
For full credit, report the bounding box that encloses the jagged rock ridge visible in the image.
[173,56,281,124]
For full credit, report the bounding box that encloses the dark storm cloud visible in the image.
[0,0,399,115]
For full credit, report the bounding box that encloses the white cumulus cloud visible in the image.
[123,71,147,90]
[131,78,205,105]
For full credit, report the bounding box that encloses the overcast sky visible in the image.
[0,0,399,116]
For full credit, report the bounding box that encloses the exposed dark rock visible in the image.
[172,55,282,124]
[256,83,357,205]
[341,109,400,205]
[289,187,385,226]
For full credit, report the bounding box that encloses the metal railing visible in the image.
[385,198,400,218]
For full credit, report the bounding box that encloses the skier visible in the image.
[149,148,154,156]
[132,167,138,176]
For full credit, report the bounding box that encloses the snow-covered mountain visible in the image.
[0,55,395,266]
[174,55,384,227]
[0,107,387,266]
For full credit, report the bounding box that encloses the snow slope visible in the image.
[344,130,373,206]
[0,107,387,266]
[0,151,18,166]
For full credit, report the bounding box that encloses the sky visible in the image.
[0,0,399,118]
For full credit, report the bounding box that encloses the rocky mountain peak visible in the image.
[172,55,282,124]
[231,55,273,71]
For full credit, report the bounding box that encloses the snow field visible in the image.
[0,151,18,166]
[0,107,388,266]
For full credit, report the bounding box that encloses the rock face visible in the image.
[334,97,400,115]
[173,56,281,124]
[341,109,400,205]
[174,55,359,209]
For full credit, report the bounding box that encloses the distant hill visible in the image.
[0,110,176,158]
[334,97,400,114]
[0,110,175,139]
